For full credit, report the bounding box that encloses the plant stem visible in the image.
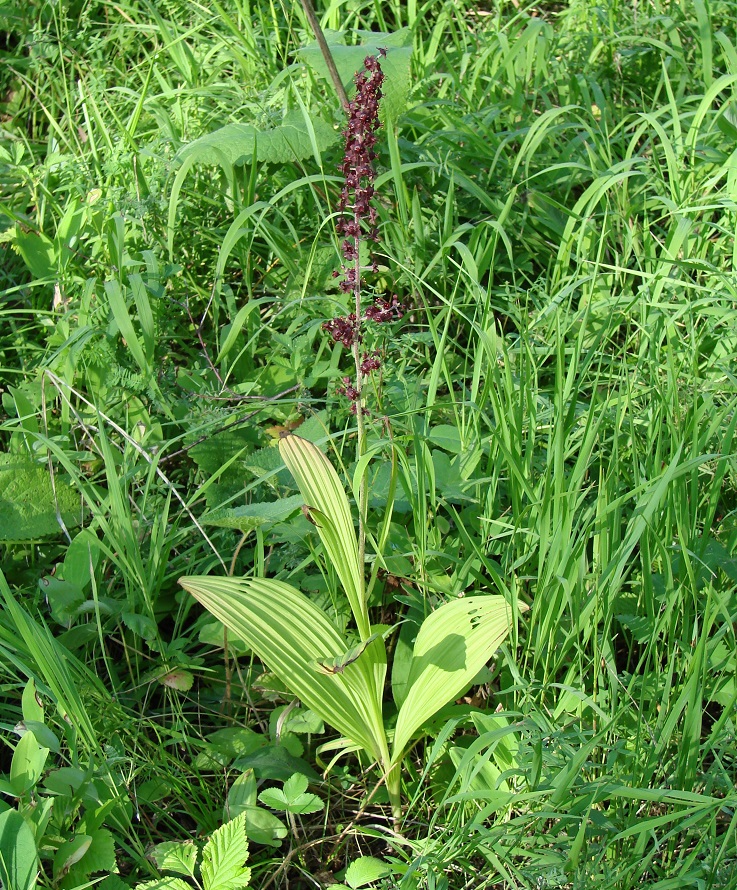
[299,0,349,110]
[352,238,368,602]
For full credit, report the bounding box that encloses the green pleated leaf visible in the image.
[278,434,368,639]
[179,575,386,762]
[392,596,526,760]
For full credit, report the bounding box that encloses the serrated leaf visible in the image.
[136,879,192,890]
[122,611,157,641]
[0,808,38,890]
[281,772,308,798]
[200,813,250,890]
[151,840,197,877]
[0,454,80,541]
[392,596,525,760]
[257,786,288,810]
[190,427,255,477]
[177,111,338,167]
[97,875,129,890]
[71,828,116,875]
[344,855,393,888]
[202,495,304,531]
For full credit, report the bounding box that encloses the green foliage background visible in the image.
[1,0,736,887]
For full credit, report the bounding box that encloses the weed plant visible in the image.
[1,0,736,888]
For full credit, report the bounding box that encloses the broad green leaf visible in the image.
[198,619,249,652]
[0,809,38,890]
[0,454,80,541]
[233,743,319,783]
[200,813,250,890]
[39,576,86,625]
[122,611,157,641]
[226,770,257,821]
[448,745,512,805]
[62,529,100,589]
[151,841,197,877]
[299,30,413,122]
[427,425,464,454]
[21,721,60,754]
[10,730,48,796]
[392,596,525,760]
[278,434,368,639]
[239,806,288,847]
[344,855,394,888]
[177,110,338,167]
[180,575,386,763]
[279,707,324,735]
[53,834,92,880]
[21,679,43,723]
[159,669,194,692]
[63,828,116,878]
[202,495,303,532]
[14,229,56,279]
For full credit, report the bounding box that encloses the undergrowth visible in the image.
[1,0,736,888]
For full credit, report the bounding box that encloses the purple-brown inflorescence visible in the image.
[322,54,404,407]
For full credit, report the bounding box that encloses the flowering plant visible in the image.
[180,56,525,820]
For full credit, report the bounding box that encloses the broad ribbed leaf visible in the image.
[392,596,526,760]
[0,809,38,890]
[180,576,386,762]
[278,435,369,639]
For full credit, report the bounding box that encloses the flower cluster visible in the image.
[321,53,404,408]
[336,53,385,284]
[322,313,359,348]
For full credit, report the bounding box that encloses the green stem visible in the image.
[352,218,368,615]
[298,0,349,110]
[385,758,402,825]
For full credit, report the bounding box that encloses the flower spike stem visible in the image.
[299,0,350,109]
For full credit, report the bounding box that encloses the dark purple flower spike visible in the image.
[322,54,404,409]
